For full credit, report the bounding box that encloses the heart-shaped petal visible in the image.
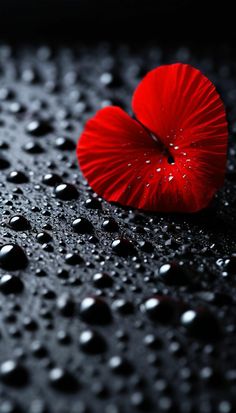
[77,64,228,212]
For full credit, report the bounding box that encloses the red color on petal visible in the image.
[77,64,228,213]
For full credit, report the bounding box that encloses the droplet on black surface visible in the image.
[85,197,102,209]
[65,252,83,265]
[49,368,78,393]
[72,217,93,234]
[111,238,136,257]
[93,272,113,288]
[31,341,48,358]
[0,140,9,149]
[0,87,14,100]
[0,360,28,387]
[9,102,25,113]
[109,356,133,375]
[143,334,162,349]
[0,244,28,270]
[79,296,112,325]
[112,299,134,315]
[102,218,119,232]
[0,274,24,294]
[131,392,151,410]
[23,141,44,154]
[181,309,222,340]
[142,296,177,324]
[138,240,154,253]
[36,232,52,244]
[54,183,78,200]
[100,71,122,88]
[26,120,52,136]
[57,330,71,345]
[158,262,191,285]
[7,171,29,183]
[55,137,75,150]
[0,157,10,170]
[9,215,30,231]
[88,235,98,244]
[57,293,75,317]
[42,173,62,186]
[79,329,107,354]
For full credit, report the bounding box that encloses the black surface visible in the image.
[0,1,233,42]
[0,42,236,413]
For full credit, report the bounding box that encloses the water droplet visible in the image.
[23,141,44,154]
[0,274,24,294]
[9,215,30,231]
[85,197,101,209]
[0,360,28,387]
[102,218,119,232]
[0,244,28,270]
[79,296,112,325]
[93,272,113,288]
[57,293,75,317]
[109,356,133,375]
[158,262,191,286]
[7,170,29,183]
[181,309,221,340]
[26,120,52,137]
[55,137,75,151]
[142,296,177,324]
[36,231,52,244]
[42,173,62,186]
[79,329,107,354]
[111,238,136,257]
[73,217,93,234]
[49,368,78,393]
[0,157,10,170]
[54,183,78,200]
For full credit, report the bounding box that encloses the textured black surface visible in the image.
[0,42,236,413]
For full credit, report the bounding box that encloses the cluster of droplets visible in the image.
[0,43,235,413]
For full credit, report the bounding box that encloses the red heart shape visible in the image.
[77,63,228,212]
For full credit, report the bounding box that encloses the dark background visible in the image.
[0,0,232,43]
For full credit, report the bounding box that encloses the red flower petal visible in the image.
[77,106,166,210]
[132,63,228,211]
[77,64,228,213]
